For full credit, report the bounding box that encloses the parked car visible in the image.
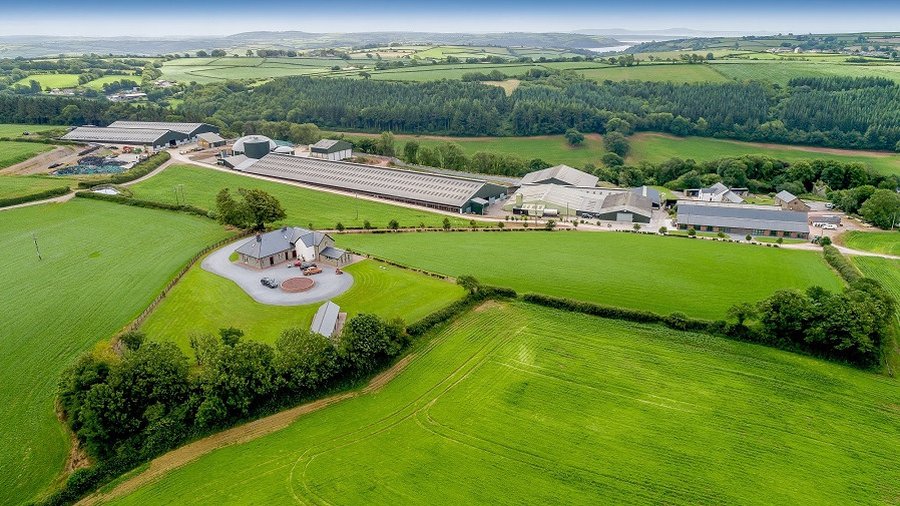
[260,277,279,289]
[822,224,838,230]
[303,267,322,276]
[294,260,316,269]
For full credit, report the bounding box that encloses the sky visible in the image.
[1,0,899,37]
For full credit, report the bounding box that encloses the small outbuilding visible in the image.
[310,139,353,161]
[311,301,346,339]
[197,132,226,148]
[774,190,810,212]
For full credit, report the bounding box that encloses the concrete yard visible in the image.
[202,239,354,306]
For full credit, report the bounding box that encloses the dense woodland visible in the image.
[2,74,899,151]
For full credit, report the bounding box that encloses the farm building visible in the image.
[504,184,653,222]
[676,200,809,239]
[774,190,810,212]
[107,121,219,140]
[629,186,662,209]
[520,165,599,188]
[685,182,747,203]
[310,139,353,161]
[61,126,189,149]
[197,132,226,148]
[235,153,507,213]
[233,135,277,159]
[310,301,346,339]
[235,226,351,269]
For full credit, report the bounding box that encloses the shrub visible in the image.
[335,222,345,231]
[363,220,373,230]
[388,219,400,230]
[658,226,667,235]
[822,245,862,283]
[687,227,696,237]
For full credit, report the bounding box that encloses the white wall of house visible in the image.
[295,244,316,261]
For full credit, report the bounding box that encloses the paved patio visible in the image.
[201,239,354,306]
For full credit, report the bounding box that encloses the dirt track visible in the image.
[77,353,417,505]
[0,145,80,175]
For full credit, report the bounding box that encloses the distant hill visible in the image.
[574,28,774,38]
[0,32,621,58]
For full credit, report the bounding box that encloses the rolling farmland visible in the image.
[106,302,900,505]
[0,199,230,504]
[628,133,900,177]
[0,174,70,200]
[128,164,479,229]
[337,231,842,319]
[0,123,60,137]
[142,258,465,351]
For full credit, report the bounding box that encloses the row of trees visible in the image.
[59,314,407,459]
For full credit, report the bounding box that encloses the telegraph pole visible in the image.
[32,233,42,261]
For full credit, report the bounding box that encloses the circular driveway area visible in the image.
[202,239,354,306]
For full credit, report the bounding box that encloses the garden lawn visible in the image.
[128,164,478,229]
[0,199,230,504]
[0,141,53,169]
[141,258,465,352]
[0,175,70,200]
[629,133,900,177]
[108,302,900,505]
[337,231,842,319]
[841,231,900,257]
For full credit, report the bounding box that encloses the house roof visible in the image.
[676,200,809,233]
[235,227,330,259]
[61,126,178,144]
[108,121,214,135]
[320,246,347,260]
[311,139,352,153]
[311,301,340,337]
[600,191,653,217]
[775,190,798,202]
[520,165,599,188]
[197,132,224,143]
[242,153,500,208]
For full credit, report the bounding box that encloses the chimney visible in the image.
[255,234,262,242]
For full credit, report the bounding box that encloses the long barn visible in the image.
[236,153,508,213]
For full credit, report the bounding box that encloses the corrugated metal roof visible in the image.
[108,121,210,135]
[601,191,653,217]
[197,132,224,143]
[320,246,347,259]
[629,186,661,205]
[520,165,599,187]
[775,190,798,202]
[677,200,809,233]
[311,139,352,153]
[311,301,340,337]
[62,126,172,144]
[242,153,491,208]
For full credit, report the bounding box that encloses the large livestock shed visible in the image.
[237,153,507,213]
[676,200,810,239]
[520,164,599,188]
[62,121,220,149]
[504,184,654,222]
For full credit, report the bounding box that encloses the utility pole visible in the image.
[32,233,42,261]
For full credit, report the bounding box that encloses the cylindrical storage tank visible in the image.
[233,135,276,159]
[243,138,272,159]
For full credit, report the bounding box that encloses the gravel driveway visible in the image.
[202,239,354,306]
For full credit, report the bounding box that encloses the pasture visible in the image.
[572,63,730,83]
[0,123,60,137]
[337,231,842,319]
[335,131,606,167]
[127,164,478,229]
[0,174,70,200]
[628,133,900,177]
[0,141,53,169]
[142,258,465,352]
[14,73,81,89]
[0,199,230,504]
[840,231,900,257]
[107,302,900,505]
[710,60,900,86]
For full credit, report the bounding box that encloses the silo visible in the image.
[243,137,272,159]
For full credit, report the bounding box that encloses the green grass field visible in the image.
[0,174,70,200]
[14,74,82,89]
[710,61,900,86]
[128,165,478,229]
[0,141,53,169]
[0,199,230,504]
[0,123,60,137]
[335,132,606,167]
[337,231,842,319]
[853,256,900,372]
[840,231,900,256]
[629,133,900,177]
[108,302,900,505]
[82,75,136,90]
[575,63,731,83]
[142,257,464,352]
